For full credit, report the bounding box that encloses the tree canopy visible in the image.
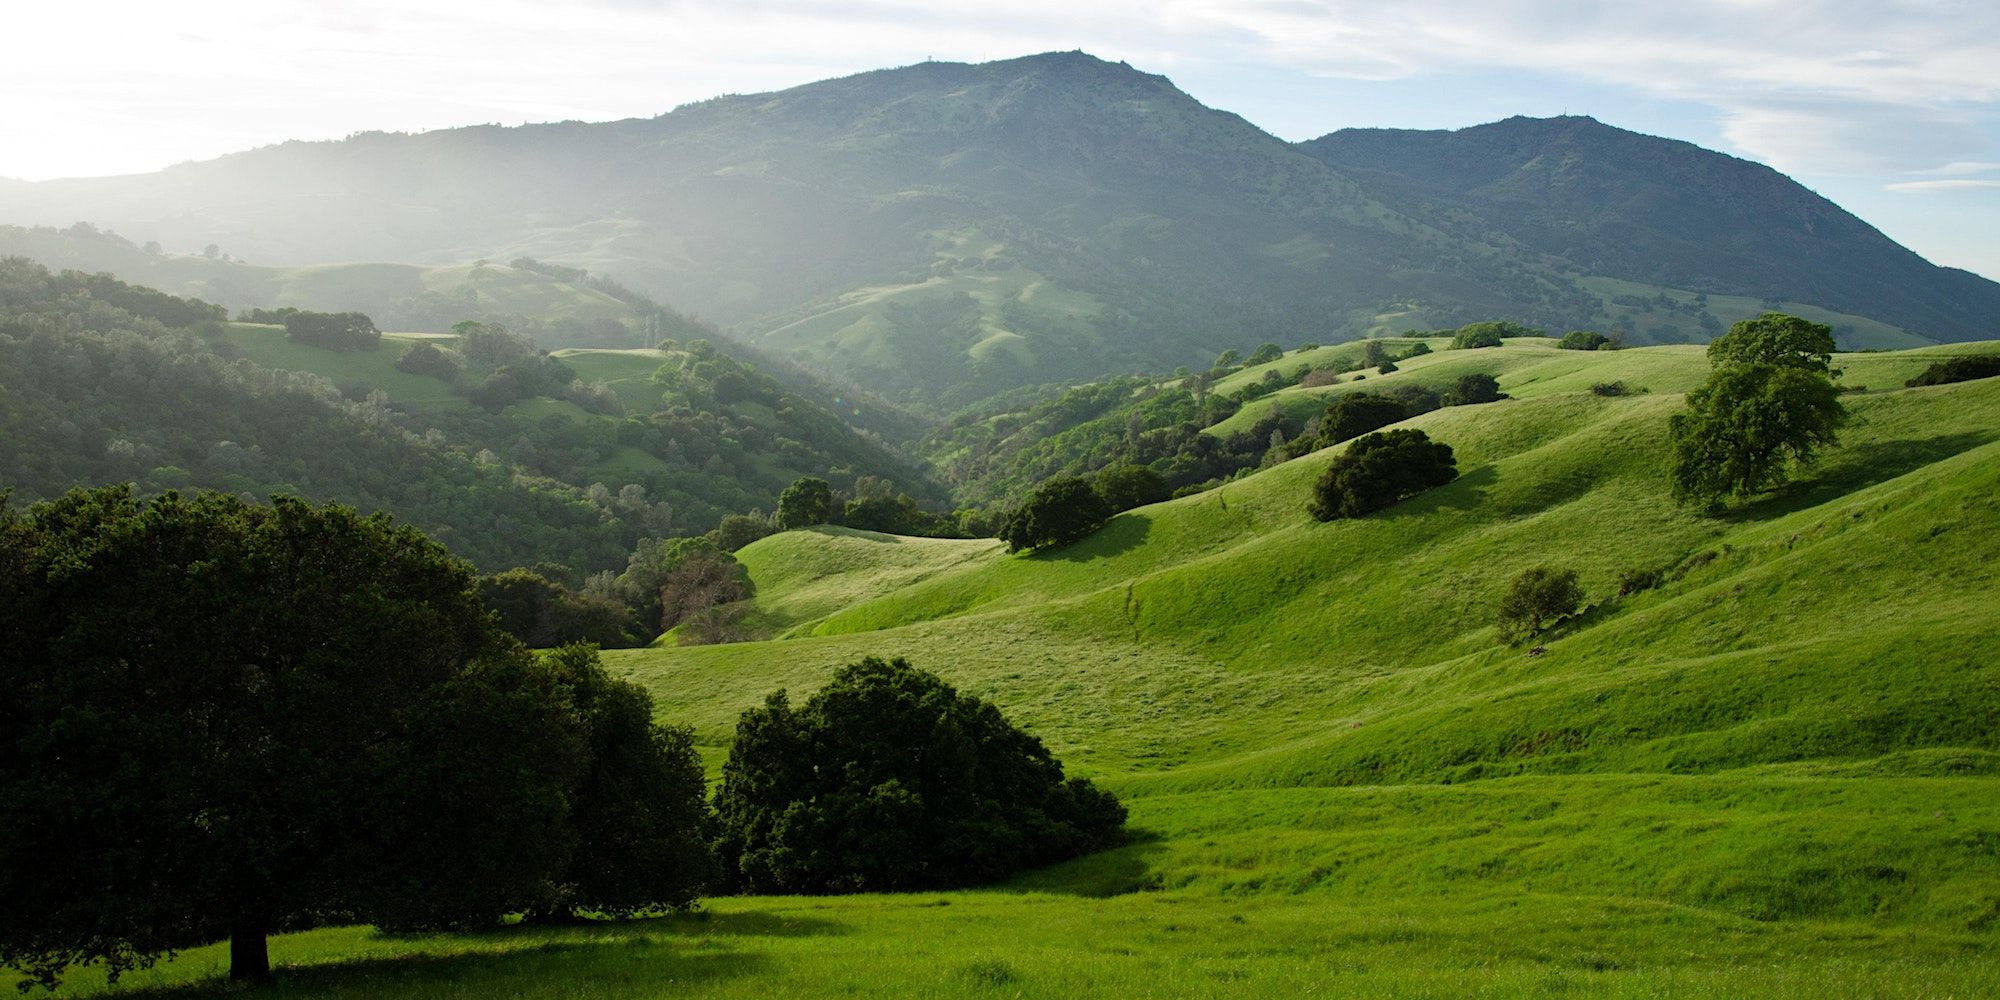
[1496,566,1586,644]
[775,476,835,530]
[711,657,1125,894]
[1667,313,1847,506]
[1308,429,1458,521]
[0,488,708,989]
[999,476,1114,553]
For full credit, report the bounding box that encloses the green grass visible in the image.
[215,325,466,405]
[47,343,2000,996]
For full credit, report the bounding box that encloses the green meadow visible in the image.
[58,342,2000,997]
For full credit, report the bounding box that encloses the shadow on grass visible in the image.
[84,932,774,999]
[1722,431,1996,524]
[1379,464,1497,519]
[1040,513,1152,563]
[993,828,1171,898]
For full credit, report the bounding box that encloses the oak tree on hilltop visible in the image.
[1667,313,1847,506]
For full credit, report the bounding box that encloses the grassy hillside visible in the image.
[49,342,2000,997]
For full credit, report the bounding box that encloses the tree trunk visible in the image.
[230,922,271,984]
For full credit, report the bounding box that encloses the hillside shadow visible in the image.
[991,828,1170,897]
[1379,464,1496,518]
[1042,512,1152,562]
[1721,431,1995,524]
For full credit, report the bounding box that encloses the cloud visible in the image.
[1886,179,2000,193]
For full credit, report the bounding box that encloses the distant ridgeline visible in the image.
[2,55,1992,414]
[0,258,951,610]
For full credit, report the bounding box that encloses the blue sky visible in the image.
[6,1,1997,280]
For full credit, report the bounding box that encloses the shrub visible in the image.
[1307,429,1457,521]
[1905,355,2000,387]
[1558,330,1611,351]
[1377,361,1398,374]
[1496,567,1585,644]
[1299,368,1344,389]
[1442,373,1505,406]
[1400,341,1432,358]
[1000,477,1114,553]
[711,657,1126,894]
[1590,380,1627,396]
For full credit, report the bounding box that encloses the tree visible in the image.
[711,657,1125,894]
[1496,567,1585,644]
[775,476,835,530]
[999,477,1114,553]
[1308,429,1458,521]
[0,488,706,989]
[537,644,711,918]
[710,514,776,551]
[1095,464,1170,512]
[1667,313,1847,506]
[1557,330,1610,351]
[1442,373,1504,406]
[1321,392,1410,445]
[282,310,380,351]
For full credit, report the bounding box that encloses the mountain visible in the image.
[1301,115,2000,346]
[3,52,1994,411]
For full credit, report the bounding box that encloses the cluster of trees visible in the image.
[1905,355,2000,387]
[712,657,1125,893]
[0,488,709,987]
[240,307,383,352]
[1,491,1124,990]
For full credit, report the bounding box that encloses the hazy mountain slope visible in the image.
[4,53,1995,411]
[1302,116,2000,342]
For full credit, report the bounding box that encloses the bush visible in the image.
[1496,567,1585,644]
[1590,380,1627,396]
[711,657,1125,894]
[709,514,775,552]
[1299,368,1344,389]
[1000,477,1114,553]
[1905,355,2000,387]
[1442,373,1505,406]
[1558,330,1611,351]
[1308,429,1457,521]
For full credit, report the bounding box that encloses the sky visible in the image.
[5,1,1998,280]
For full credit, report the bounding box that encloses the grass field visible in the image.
[52,342,2000,997]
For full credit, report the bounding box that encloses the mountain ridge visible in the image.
[2,52,1993,410]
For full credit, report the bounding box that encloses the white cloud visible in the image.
[1886,178,2000,193]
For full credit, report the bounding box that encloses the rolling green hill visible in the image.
[38,341,2000,997]
[5,54,1993,415]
